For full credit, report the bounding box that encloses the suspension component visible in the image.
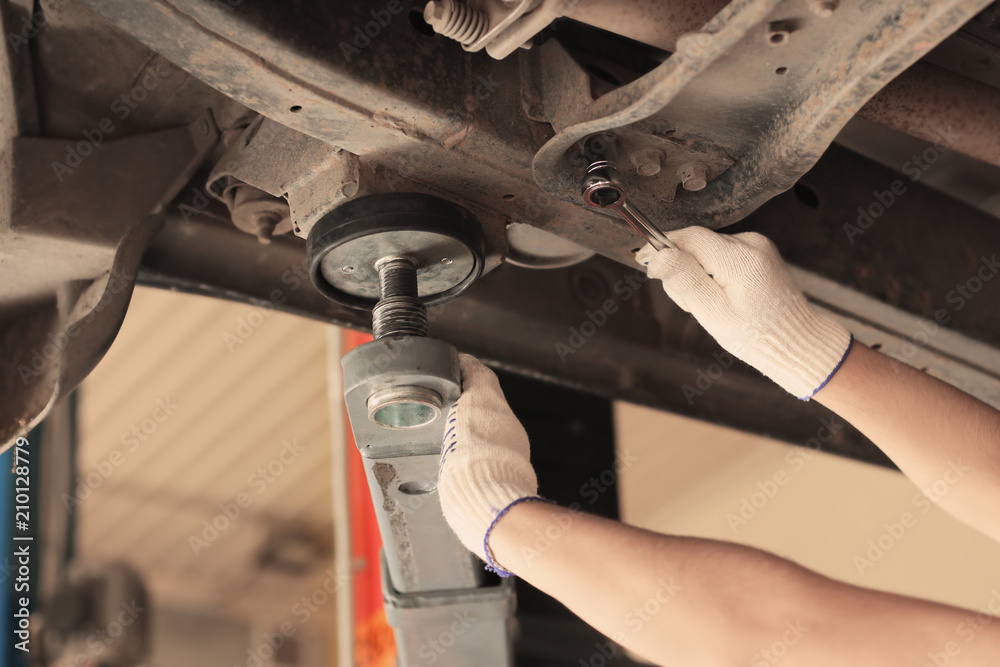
[307,193,485,311]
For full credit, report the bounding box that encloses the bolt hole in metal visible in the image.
[409,8,437,36]
[398,481,437,495]
[289,105,302,113]
[502,193,516,201]
[367,386,443,429]
[775,66,788,75]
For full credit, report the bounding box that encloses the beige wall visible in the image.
[616,402,1000,613]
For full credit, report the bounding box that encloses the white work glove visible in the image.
[437,354,543,576]
[637,227,853,400]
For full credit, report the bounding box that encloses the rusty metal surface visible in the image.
[532,0,994,232]
[73,0,997,274]
[207,116,361,238]
[0,117,219,452]
[857,61,1000,169]
[568,0,731,53]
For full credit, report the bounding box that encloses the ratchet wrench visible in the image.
[581,160,673,251]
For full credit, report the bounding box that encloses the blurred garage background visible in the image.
[70,286,1000,666]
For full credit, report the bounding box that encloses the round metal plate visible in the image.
[307,193,485,310]
[320,230,476,300]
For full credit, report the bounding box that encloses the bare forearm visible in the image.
[490,501,1000,666]
[815,343,1000,540]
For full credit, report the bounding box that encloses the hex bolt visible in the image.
[424,0,490,47]
[677,163,710,191]
[810,0,839,17]
[630,148,664,177]
[372,256,428,339]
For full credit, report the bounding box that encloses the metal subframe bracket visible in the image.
[342,335,515,665]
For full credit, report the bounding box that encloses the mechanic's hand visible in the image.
[636,227,853,400]
[437,354,542,576]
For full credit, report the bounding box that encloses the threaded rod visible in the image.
[372,256,427,339]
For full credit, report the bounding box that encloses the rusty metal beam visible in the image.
[857,61,1000,169]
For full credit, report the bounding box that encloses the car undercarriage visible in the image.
[2,0,1000,664]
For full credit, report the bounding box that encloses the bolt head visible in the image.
[810,0,839,17]
[342,266,356,274]
[424,0,446,25]
[677,163,710,192]
[441,257,453,265]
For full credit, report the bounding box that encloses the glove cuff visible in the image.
[760,305,854,400]
[437,456,538,564]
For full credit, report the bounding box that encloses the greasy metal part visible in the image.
[228,184,293,244]
[372,256,428,339]
[0,115,218,453]
[531,0,994,233]
[856,61,1000,171]
[207,117,361,238]
[307,194,486,310]
[382,556,516,667]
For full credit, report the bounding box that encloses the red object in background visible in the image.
[343,330,397,667]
